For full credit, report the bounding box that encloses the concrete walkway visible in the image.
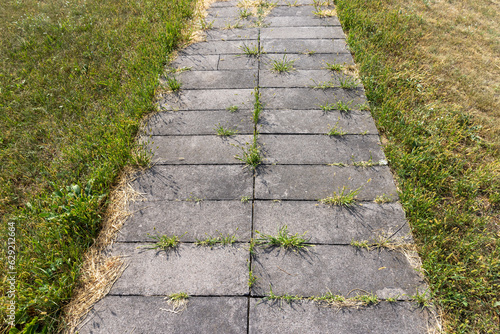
[79,0,433,332]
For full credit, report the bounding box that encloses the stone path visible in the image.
[78,0,433,332]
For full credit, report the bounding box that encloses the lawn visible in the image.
[0,0,198,331]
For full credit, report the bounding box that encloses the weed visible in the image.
[240,43,260,56]
[311,291,379,308]
[326,122,348,136]
[303,49,316,55]
[325,62,344,72]
[241,196,251,203]
[234,137,262,170]
[270,54,296,73]
[253,87,263,125]
[350,239,370,250]
[318,103,336,111]
[169,292,189,301]
[195,230,238,247]
[339,76,360,89]
[386,296,398,303]
[411,289,431,308]
[214,123,238,136]
[145,233,183,251]
[248,260,258,287]
[356,103,370,111]
[327,162,347,167]
[227,105,239,113]
[286,0,299,6]
[263,285,303,305]
[186,194,204,203]
[224,20,243,29]
[255,225,312,250]
[166,76,182,92]
[201,19,214,30]
[374,194,393,204]
[319,186,362,206]
[165,292,189,313]
[239,8,252,18]
[336,101,352,112]
[313,8,337,18]
[312,79,336,89]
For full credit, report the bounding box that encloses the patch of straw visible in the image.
[61,167,144,333]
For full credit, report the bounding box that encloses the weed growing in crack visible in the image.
[165,292,189,313]
[145,232,185,251]
[411,289,432,308]
[224,20,243,29]
[374,193,392,203]
[195,230,238,247]
[336,100,352,112]
[241,195,251,203]
[270,54,296,73]
[234,137,262,170]
[325,62,344,72]
[319,185,362,206]
[253,87,263,125]
[214,123,238,136]
[240,43,260,57]
[255,225,312,250]
[239,8,252,18]
[263,285,303,305]
[326,121,347,136]
[339,75,360,89]
[166,76,181,92]
[350,239,370,250]
[227,105,239,112]
[312,79,336,89]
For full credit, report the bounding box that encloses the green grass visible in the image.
[255,225,312,251]
[239,43,260,56]
[234,137,262,170]
[319,186,361,206]
[166,76,182,92]
[326,122,347,136]
[0,0,197,331]
[335,0,500,331]
[226,105,239,113]
[325,62,344,72]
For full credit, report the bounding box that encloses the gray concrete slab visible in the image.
[118,200,252,242]
[254,165,399,200]
[205,28,259,41]
[218,54,259,69]
[259,109,378,134]
[78,296,247,334]
[109,243,249,296]
[179,40,258,55]
[211,0,240,7]
[261,53,354,70]
[177,70,258,89]
[146,135,252,164]
[264,16,341,27]
[209,17,258,29]
[251,245,426,298]
[206,6,242,19]
[261,26,344,39]
[144,110,254,135]
[258,134,385,164]
[260,70,360,88]
[249,299,432,334]
[266,5,323,17]
[131,165,253,201]
[170,54,219,71]
[260,87,367,110]
[262,38,348,54]
[160,89,253,111]
[253,201,411,244]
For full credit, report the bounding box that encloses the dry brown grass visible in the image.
[401,0,500,149]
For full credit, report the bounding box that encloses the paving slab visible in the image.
[160,88,254,111]
[131,165,253,201]
[255,165,399,200]
[218,54,259,69]
[261,53,354,70]
[118,200,252,242]
[211,0,240,7]
[249,299,432,334]
[259,134,385,164]
[261,26,344,39]
[209,17,258,29]
[266,5,323,17]
[146,135,252,164]
[176,70,258,89]
[169,54,220,71]
[264,15,341,27]
[206,6,243,19]
[144,110,254,135]
[109,243,249,296]
[179,40,258,55]
[260,87,367,110]
[262,38,348,54]
[260,70,360,88]
[78,296,247,334]
[253,201,411,244]
[251,245,426,298]
[259,109,378,134]
[205,27,259,40]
